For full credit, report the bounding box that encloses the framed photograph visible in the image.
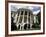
[5,1,45,36]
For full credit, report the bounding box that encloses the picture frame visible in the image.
[5,0,45,36]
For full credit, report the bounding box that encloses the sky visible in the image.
[11,5,41,15]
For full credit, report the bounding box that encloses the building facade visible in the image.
[11,8,34,30]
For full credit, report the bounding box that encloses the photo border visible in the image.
[5,0,45,36]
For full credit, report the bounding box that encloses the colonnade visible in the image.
[13,10,33,30]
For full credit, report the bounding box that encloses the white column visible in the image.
[21,10,25,30]
[30,14,31,29]
[34,15,36,23]
[27,11,29,30]
[12,13,14,17]
[13,13,18,23]
[30,14,33,29]
[16,10,21,30]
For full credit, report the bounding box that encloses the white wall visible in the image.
[0,0,46,37]
[0,0,5,37]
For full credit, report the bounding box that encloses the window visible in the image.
[25,11,27,15]
[21,11,23,15]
